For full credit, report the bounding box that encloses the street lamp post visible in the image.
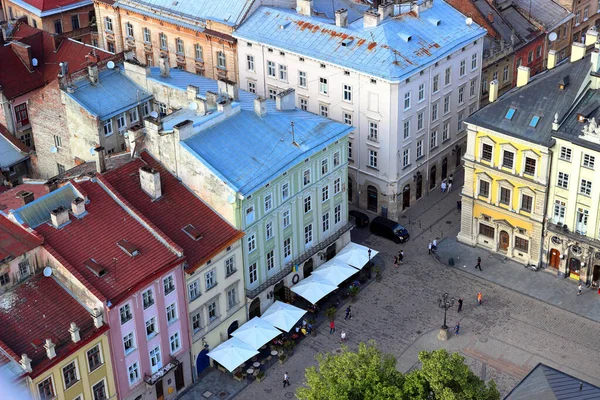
[367,248,372,279]
[437,293,454,341]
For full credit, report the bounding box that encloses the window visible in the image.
[418,83,425,101]
[14,103,29,127]
[348,141,352,159]
[502,151,514,169]
[470,79,477,97]
[246,55,254,71]
[0,273,9,286]
[368,121,378,140]
[404,91,411,109]
[304,195,312,213]
[500,187,511,205]
[443,95,450,114]
[471,53,478,70]
[120,304,132,324]
[300,97,308,111]
[217,51,226,69]
[431,103,438,121]
[479,223,495,238]
[129,107,138,123]
[403,120,410,139]
[334,204,341,224]
[72,14,80,30]
[430,130,438,149]
[482,76,488,94]
[583,154,595,169]
[403,148,410,168]
[503,66,509,82]
[304,224,313,244]
[249,262,258,284]
[104,16,113,31]
[343,84,352,102]
[142,289,154,309]
[553,200,566,223]
[159,33,167,50]
[343,112,352,125]
[128,362,140,384]
[38,377,55,400]
[117,113,126,132]
[227,286,238,308]
[560,146,572,161]
[142,101,150,117]
[481,144,493,162]
[458,112,465,131]
[458,86,465,104]
[87,345,102,372]
[479,180,490,197]
[265,221,273,240]
[149,347,161,373]
[334,177,341,194]
[417,111,424,130]
[320,159,329,176]
[246,206,255,225]
[63,361,79,388]
[432,74,439,93]
[143,28,151,43]
[442,120,450,142]
[321,212,330,232]
[524,157,536,175]
[303,169,311,185]
[266,250,275,271]
[319,77,328,94]
[170,332,181,353]
[264,194,273,212]
[299,71,307,87]
[528,115,540,128]
[417,140,423,158]
[208,301,217,321]
[334,151,340,167]
[521,194,533,213]
[369,150,378,168]
[103,120,113,136]
[163,276,175,294]
[166,303,177,323]
[279,64,287,81]
[225,257,236,276]
[92,380,107,400]
[57,163,66,175]
[580,179,592,195]
[443,67,451,86]
[247,234,256,252]
[322,185,329,202]
[584,5,589,19]
[195,44,203,61]
[577,208,589,234]
[282,182,290,200]
[188,281,200,301]
[245,81,256,93]
[557,172,569,188]
[320,104,328,117]
[512,236,528,252]
[123,332,135,354]
[283,237,292,259]
[144,317,157,339]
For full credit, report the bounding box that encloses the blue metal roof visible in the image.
[11,183,80,228]
[0,133,27,169]
[233,1,487,81]
[66,68,153,121]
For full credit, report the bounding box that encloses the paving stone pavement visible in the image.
[179,172,600,399]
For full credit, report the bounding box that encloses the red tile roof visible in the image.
[0,183,49,212]
[0,214,43,262]
[17,0,91,12]
[0,23,111,99]
[0,273,107,377]
[445,0,499,40]
[102,152,244,272]
[35,180,181,305]
[0,123,31,153]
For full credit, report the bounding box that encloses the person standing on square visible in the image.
[475,257,482,271]
[457,297,463,312]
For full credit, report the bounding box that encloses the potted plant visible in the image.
[374,266,382,282]
[349,285,359,302]
[256,371,266,382]
[325,306,337,322]
[233,371,244,382]
[279,354,288,364]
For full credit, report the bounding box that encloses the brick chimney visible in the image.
[335,9,348,27]
[69,322,81,343]
[16,190,34,206]
[364,9,380,28]
[85,52,99,64]
[139,166,162,200]
[50,206,69,228]
[44,338,56,359]
[173,119,195,141]
[94,146,106,174]
[20,354,32,373]
[11,41,33,71]
[92,308,104,328]
[71,197,86,217]
[88,64,99,84]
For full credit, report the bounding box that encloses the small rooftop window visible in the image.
[85,258,107,277]
[117,239,139,257]
[183,224,203,241]
[529,115,540,128]
[505,108,516,120]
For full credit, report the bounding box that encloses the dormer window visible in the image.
[117,239,139,257]
[85,259,107,277]
[505,108,516,120]
[559,76,569,90]
[529,115,540,128]
[183,224,203,241]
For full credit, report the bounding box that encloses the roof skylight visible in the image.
[529,115,540,128]
[505,108,516,120]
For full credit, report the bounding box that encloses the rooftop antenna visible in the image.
[291,122,299,147]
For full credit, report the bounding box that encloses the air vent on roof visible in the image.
[398,33,412,42]
[279,22,290,30]
[577,103,598,122]
[559,76,569,90]
[117,239,139,257]
[85,259,108,277]
[341,38,353,47]
[183,224,203,241]
[428,18,441,26]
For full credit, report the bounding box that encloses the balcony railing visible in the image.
[245,216,354,299]
[144,358,179,385]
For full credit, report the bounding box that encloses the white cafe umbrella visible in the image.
[261,301,307,332]
[334,242,379,270]
[231,316,282,349]
[313,259,359,286]
[290,275,338,304]
[207,337,259,372]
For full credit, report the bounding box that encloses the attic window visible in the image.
[280,51,285,56]
[117,239,139,257]
[505,108,516,120]
[183,224,203,241]
[559,76,569,90]
[344,71,350,76]
[299,57,305,62]
[529,115,540,128]
[85,259,107,277]
[320,63,326,69]
[247,42,252,47]
[370,78,377,84]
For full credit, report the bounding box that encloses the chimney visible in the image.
[364,10,380,28]
[254,97,267,117]
[547,49,558,69]
[92,308,104,328]
[571,42,586,62]
[217,79,239,101]
[85,52,99,64]
[173,119,195,141]
[516,66,530,87]
[217,99,233,116]
[297,0,312,16]
[45,179,59,193]
[206,91,219,107]
[94,146,106,174]
[276,88,296,111]
[50,206,69,228]
[44,338,56,360]
[88,64,99,84]
[16,190,34,206]
[592,45,600,72]
[378,2,395,20]
[585,27,598,46]
[11,42,33,71]
[158,56,170,77]
[335,9,348,27]
[552,113,560,130]
[69,322,81,343]
[187,85,200,100]
[71,197,86,217]
[20,354,32,373]
[489,80,499,103]
[139,166,162,200]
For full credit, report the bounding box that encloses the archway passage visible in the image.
[402,184,410,210]
[416,173,423,200]
[442,157,448,180]
[367,185,378,212]
[549,249,560,269]
[569,258,581,277]
[499,231,509,251]
[273,280,285,301]
[227,320,239,338]
[430,166,437,190]
[303,258,314,278]
[196,350,210,376]
[593,265,600,283]
[326,243,336,261]
[249,298,261,319]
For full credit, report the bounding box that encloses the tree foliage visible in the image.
[296,342,500,400]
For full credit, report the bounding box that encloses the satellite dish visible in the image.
[50,146,58,153]
[150,110,159,118]
[32,58,38,67]
[90,147,96,155]
[227,194,236,204]
[188,102,198,111]
[465,17,473,26]
[107,61,115,69]
[43,266,53,277]
[549,32,558,42]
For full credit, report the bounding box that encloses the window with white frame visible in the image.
[123,332,135,354]
[192,311,202,332]
[304,224,313,244]
[103,120,113,136]
[299,97,308,111]
[343,112,352,125]
[444,67,451,86]
[322,185,329,202]
[299,71,307,87]
[38,377,55,400]
[249,262,257,284]
[432,74,439,93]
[247,234,256,252]
[142,289,154,309]
[265,221,273,240]
[142,101,150,117]
[430,130,438,149]
[471,53,478,70]
[166,303,177,323]
[104,16,113,31]
[159,32,167,50]
[267,61,275,77]
[502,151,514,169]
[282,182,290,200]
[146,316,157,338]
[18,260,30,279]
[334,204,341,224]
[343,84,352,102]
[458,111,465,130]
[443,95,450,114]
[458,86,465,104]
[87,345,102,372]
[170,332,181,353]
[321,158,329,175]
[557,172,569,188]
[520,193,533,213]
[583,154,595,169]
[481,143,493,162]
[149,347,161,373]
[403,120,410,139]
[247,81,256,93]
[577,208,589,234]
[208,301,218,321]
[404,91,411,109]
[319,77,328,94]
[266,250,275,271]
[503,65,509,82]
[431,103,438,121]
[163,275,175,294]
[117,113,126,132]
[279,64,287,81]
[120,304,132,324]
[460,59,466,76]
[442,120,450,142]
[128,362,140,385]
[188,280,200,301]
[368,121,378,140]
[143,27,151,43]
[303,169,311,185]
[553,200,566,223]
[62,361,79,389]
[524,157,536,175]
[195,44,203,60]
[417,111,424,130]
[334,177,341,194]
[479,179,490,197]
[246,205,255,225]
[560,146,572,161]
[499,187,511,205]
[334,151,340,167]
[246,54,254,71]
[322,212,330,232]
[176,38,184,54]
[227,286,238,309]
[283,209,291,227]
[403,148,410,168]
[128,107,138,124]
[158,102,168,117]
[580,179,592,195]
[369,150,378,168]
[283,237,291,258]
[264,194,273,212]
[125,22,133,37]
[225,256,236,276]
[470,78,477,97]
[418,83,425,102]
[348,141,352,159]
[304,195,312,213]
[320,104,329,117]
[417,140,423,158]
[92,380,107,400]
[217,51,226,69]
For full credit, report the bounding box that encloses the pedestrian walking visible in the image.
[432,239,437,251]
[399,250,404,264]
[448,174,453,192]
[477,292,483,306]
[454,322,460,336]
[394,256,399,268]
[340,331,347,343]
[329,320,335,334]
[283,372,290,388]
[578,283,583,296]
[428,242,433,255]
[345,306,352,320]
[441,180,447,193]
[475,257,482,271]
[457,297,463,312]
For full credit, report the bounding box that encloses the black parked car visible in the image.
[349,210,370,227]
[369,216,410,243]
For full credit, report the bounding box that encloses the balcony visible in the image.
[245,216,354,299]
[144,359,179,385]
[547,221,597,247]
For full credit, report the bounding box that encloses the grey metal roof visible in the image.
[501,6,540,43]
[500,0,572,30]
[473,0,524,46]
[0,133,27,169]
[505,363,600,400]
[466,56,592,146]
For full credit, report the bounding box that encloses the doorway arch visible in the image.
[499,231,509,251]
[416,173,423,200]
[367,185,378,212]
[429,166,437,189]
[196,350,210,376]
[326,243,336,261]
[227,321,239,338]
[442,157,448,180]
[303,258,314,278]
[402,184,410,210]
[549,249,560,269]
[248,298,261,319]
[348,178,353,203]
[273,280,285,301]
